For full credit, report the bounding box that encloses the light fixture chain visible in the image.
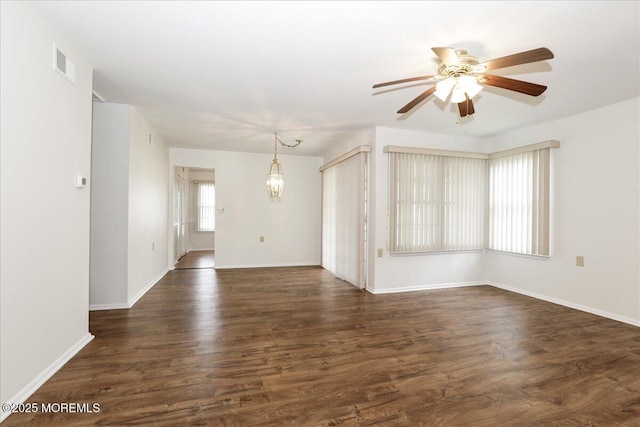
[274,133,278,159]
[275,132,302,149]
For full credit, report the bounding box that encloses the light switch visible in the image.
[377,248,383,257]
[75,175,87,188]
[576,256,584,267]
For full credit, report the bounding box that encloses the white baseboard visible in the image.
[215,262,320,269]
[89,302,129,311]
[0,332,94,423]
[89,269,168,312]
[367,281,486,294]
[188,248,215,252]
[127,269,168,308]
[366,280,640,327]
[488,281,640,327]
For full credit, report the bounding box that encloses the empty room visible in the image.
[1,1,639,425]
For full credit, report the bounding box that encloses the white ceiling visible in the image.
[32,1,639,156]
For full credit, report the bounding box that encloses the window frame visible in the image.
[488,147,551,257]
[194,180,215,232]
[385,141,558,257]
[387,149,487,254]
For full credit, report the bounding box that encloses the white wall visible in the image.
[90,104,169,308]
[321,129,376,164]
[188,169,215,251]
[322,113,639,325]
[127,108,169,302]
[368,127,488,292]
[170,148,322,268]
[0,2,94,415]
[484,97,640,325]
[90,103,130,306]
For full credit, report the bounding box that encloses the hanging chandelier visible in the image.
[266,132,301,201]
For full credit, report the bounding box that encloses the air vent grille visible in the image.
[53,43,75,82]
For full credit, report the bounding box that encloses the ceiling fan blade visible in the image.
[480,47,554,71]
[457,95,476,117]
[431,47,459,66]
[481,74,548,96]
[397,86,436,114]
[467,97,475,115]
[457,95,475,118]
[373,75,435,89]
[458,98,468,117]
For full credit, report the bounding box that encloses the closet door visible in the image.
[321,147,369,289]
[174,176,188,260]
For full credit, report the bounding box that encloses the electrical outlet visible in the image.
[259,236,264,243]
[377,248,383,258]
[152,243,155,251]
[576,256,584,267]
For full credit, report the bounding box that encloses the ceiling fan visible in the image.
[373,47,554,118]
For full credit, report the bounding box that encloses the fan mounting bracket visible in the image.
[438,49,485,78]
[438,63,474,78]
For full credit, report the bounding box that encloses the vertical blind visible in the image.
[387,142,555,256]
[195,181,215,232]
[389,152,486,253]
[322,150,367,288]
[322,167,337,273]
[489,148,550,256]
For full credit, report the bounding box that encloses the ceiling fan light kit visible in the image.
[374,47,554,119]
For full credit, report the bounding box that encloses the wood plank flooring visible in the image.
[174,250,215,269]
[4,266,640,426]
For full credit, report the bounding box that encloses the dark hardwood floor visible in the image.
[4,266,640,426]
[174,250,215,269]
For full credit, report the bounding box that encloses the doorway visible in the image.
[174,250,215,269]
[173,166,216,269]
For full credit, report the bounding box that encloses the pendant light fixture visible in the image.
[266,132,301,201]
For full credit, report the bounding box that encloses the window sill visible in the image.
[487,249,549,260]
[387,249,549,260]
[389,249,484,256]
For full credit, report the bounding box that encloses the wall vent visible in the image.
[53,43,76,83]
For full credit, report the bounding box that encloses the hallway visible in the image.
[174,250,214,269]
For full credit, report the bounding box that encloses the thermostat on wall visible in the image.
[75,175,87,188]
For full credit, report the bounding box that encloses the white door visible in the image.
[174,175,188,261]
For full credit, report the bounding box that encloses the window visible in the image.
[489,148,550,256]
[195,181,215,232]
[388,151,486,253]
[386,141,557,256]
